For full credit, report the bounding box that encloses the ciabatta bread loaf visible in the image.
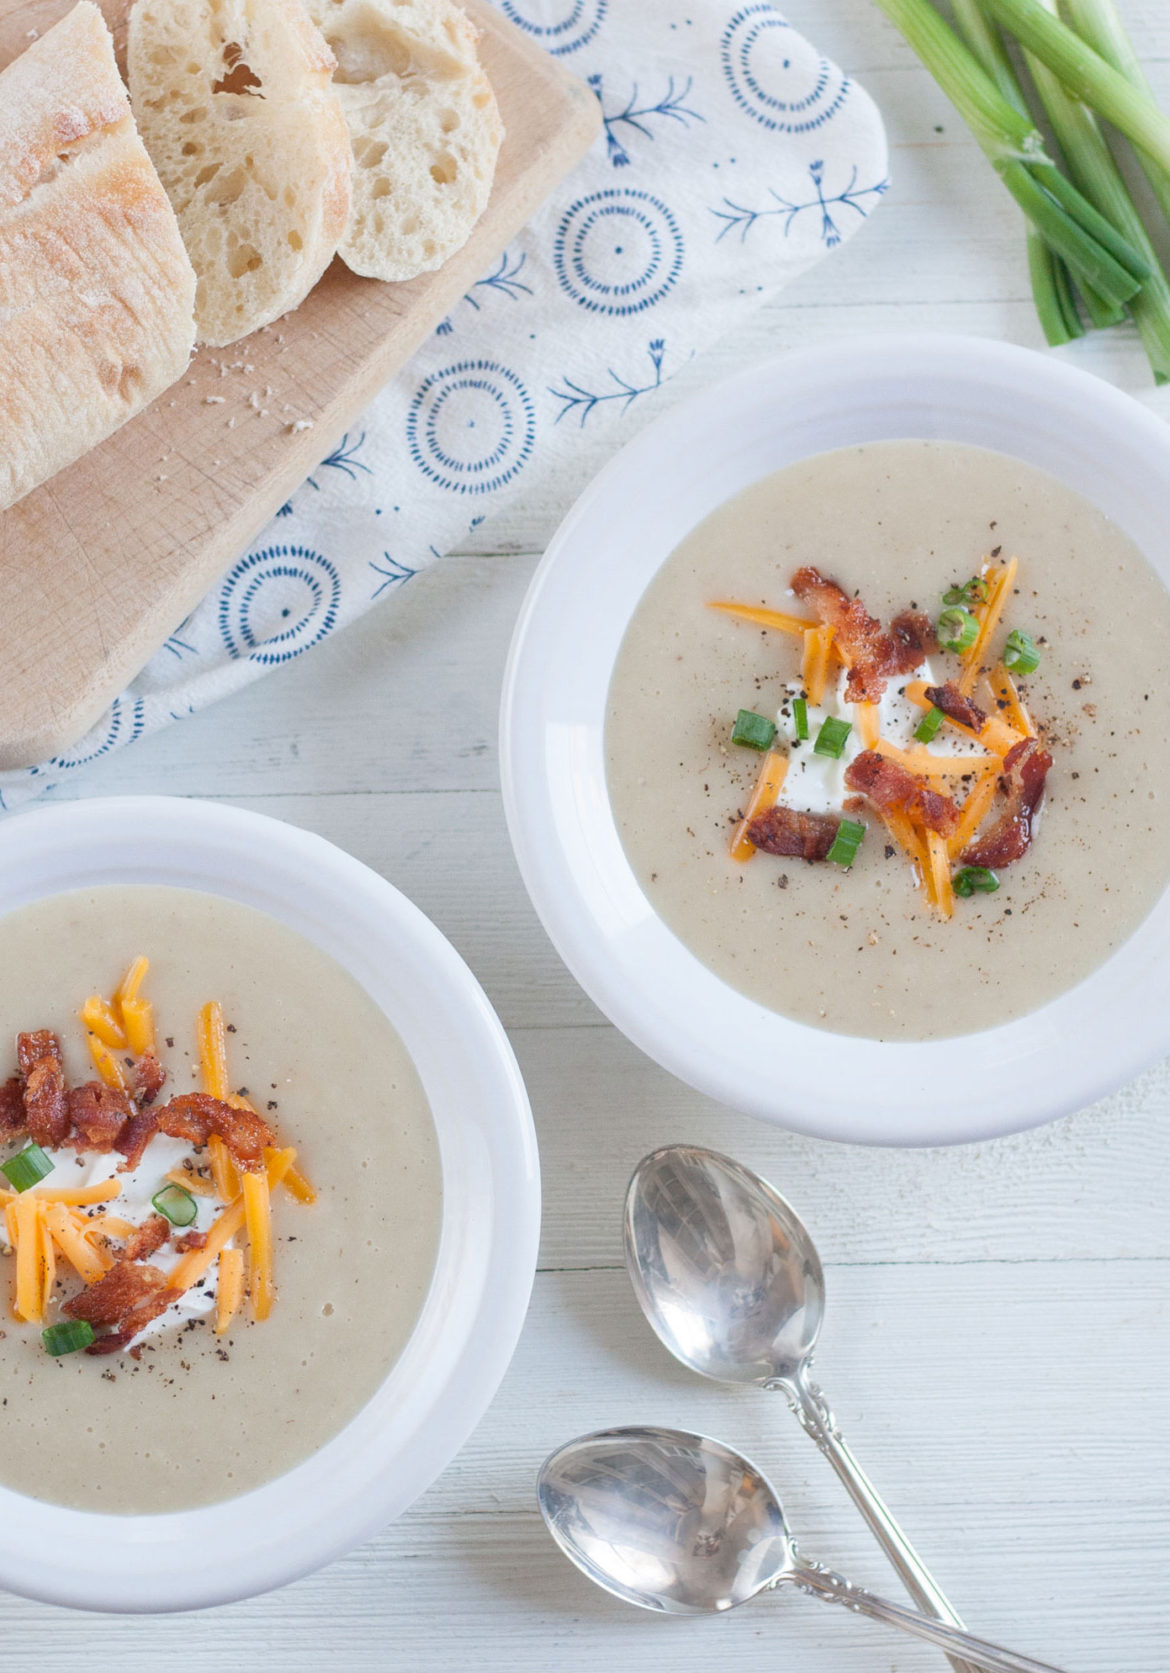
[303,0,502,282]
[0,1,197,514]
[128,0,352,346]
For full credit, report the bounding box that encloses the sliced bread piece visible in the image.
[303,0,502,282]
[0,1,197,513]
[128,0,353,346]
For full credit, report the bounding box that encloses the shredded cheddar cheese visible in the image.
[949,763,1002,859]
[215,1247,245,1335]
[708,600,813,636]
[242,1171,274,1321]
[856,702,881,749]
[207,1135,239,1204]
[164,1167,216,1198]
[121,996,155,1057]
[38,1205,56,1316]
[873,738,995,787]
[86,1033,127,1090]
[926,830,955,919]
[14,1194,43,1322]
[958,558,1018,696]
[281,1161,317,1207]
[991,662,1033,737]
[730,750,788,862]
[800,623,836,706]
[197,1001,230,1101]
[86,1213,137,1240]
[43,1203,111,1284]
[80,995,125,1050]
[32,1179,122,1207]
[114,955,149,1011]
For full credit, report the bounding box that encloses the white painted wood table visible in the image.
[8,3,1170,1665]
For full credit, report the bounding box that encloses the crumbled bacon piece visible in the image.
[67,1082,134,1152]
[85,1330,132,1357]
[791,569,936,704]
[155,1093,274,1171]
[123,1214,171,1263]
[16,1030,60,1077]
[63,1261,168,1329]
[924,681,987,734]
[116,1109,159,1173]
[22,1040,69,1150]
[844,751,960,836]
[129,1054,166,1106]
[117,1285,177,1341]
[174,1229,207,1253]
[746,805,842,861]
[963,737,1053,869]
[0,1077,25,1137]
[890,610,938,670]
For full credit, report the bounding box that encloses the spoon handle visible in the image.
[789,1559,1069,1673]
[780,1366,982,1673]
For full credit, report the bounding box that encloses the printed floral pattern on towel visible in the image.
[0,0,887,811]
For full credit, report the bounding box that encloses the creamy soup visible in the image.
[0,885,441,1513]
[606,441,1170,1040]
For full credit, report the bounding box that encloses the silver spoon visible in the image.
[624,1144,978,1673]
[538,1427,1069,1673]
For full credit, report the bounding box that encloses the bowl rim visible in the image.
[0,795,539,1612]
[500,330,1170,1147]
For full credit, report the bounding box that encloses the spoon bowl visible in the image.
[624,1144,824,1386]
[538,1425,793,1614]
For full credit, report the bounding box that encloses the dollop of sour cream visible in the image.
[776,661,986,815]
[0,1136,225,1339]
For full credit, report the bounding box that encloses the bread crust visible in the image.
[0,2,197,513]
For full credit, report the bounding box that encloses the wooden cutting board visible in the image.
[0,0,599,769]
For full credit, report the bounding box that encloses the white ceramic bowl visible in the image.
[0,797,539,1611]
[500,332,1170,1147]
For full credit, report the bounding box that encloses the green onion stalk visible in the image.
[1020,0,1170,381]
[871,0,1149,308]
[948,0,1088,341]
[984,0,1170,177]
[1061,0,1170,228]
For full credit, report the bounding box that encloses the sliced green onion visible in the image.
[937,606,979,652]
[792,697,809,741]
[2,1143,53,1194]
[42,1320,95,1356]
[914,706,946,744]
[953,866,1001,897]
[731,708,777,752]
[151,1183,198,1227]
[813,716,852,759]
[943,576,989,608]
[826,819,866,867]
[1003,629,1042,674]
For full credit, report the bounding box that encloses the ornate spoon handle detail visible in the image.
[787,1559,1069,1673]
[771,1362,983,1673]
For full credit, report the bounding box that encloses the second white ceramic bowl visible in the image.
[0,797,539,1611]
[500,332,1170,1146]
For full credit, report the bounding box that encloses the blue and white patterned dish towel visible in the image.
[2,0,887,809]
